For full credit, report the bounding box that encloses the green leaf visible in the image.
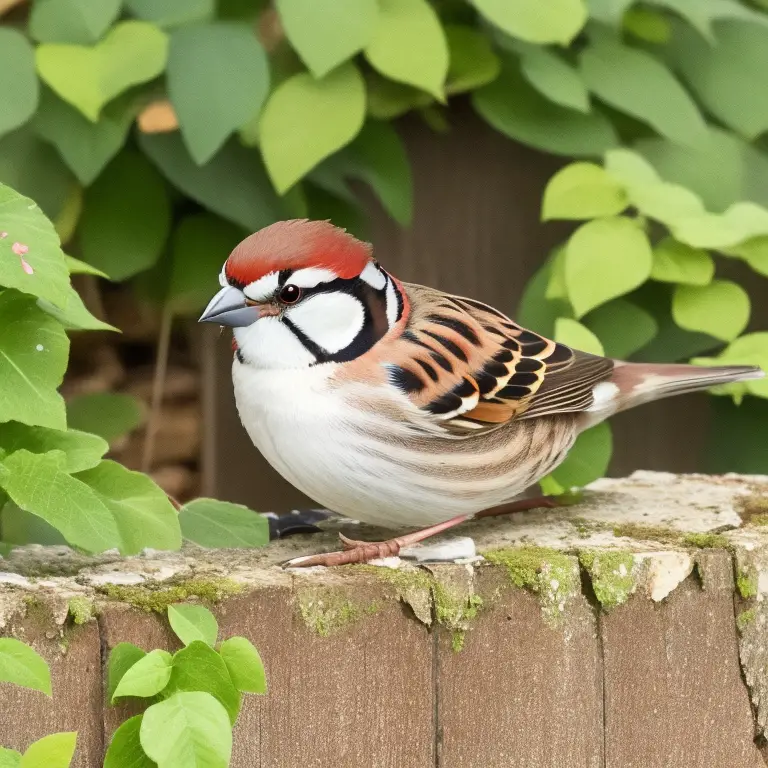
[138,132,291,231]
[545,422,612,491]
[75,460,182,555]
[542,162,627,220]
[168,605,218,647]
[519,47,590,113]
[583,299,658,358]
[140,692,232,768]
[167,214,246,313]
[277,0,378,78]
[636,126,768,213]
[0,29,39,141]
[364,0,448,100]
[20,733,77,768]
[672,280,750,342]
[671,202,768,250]
[179,498,269,549]
[586,0,634,24]
[0,638,51,696]
[473,60,618,157]
[37,286,118,333]
[705,332,768,399]
[30,0,122,45]
[168,23,269,165]
[165,641,241,724]
[219,637,267,694]
[260,62,365,194]
[544,246,568,300]
[33,89,136,186]
[555,317,604,356]
[64,255,108,278]
[36,21,169,122]
[0,424,106,473]
[625,181,705,227]
[365,70,432,119]
[0,128,75,222]
[666,20,768,140]
[0,450,122,552]
[0,183,71,307]
[80,149,170,280]
[517,260,573,338]
[623,7,671,43]
[444,25,500,95]
[651,0,768,39]
[104,715,155,768]
[66,392,143,443]
[564,217,653,317]
[125,0,215,28]
[309,119,412,226]
[631,282,719,363]
[0,748,21,768]
[113,649,173,702]
[726,236,768,278]
[472,0,587,45]
[107,643,147,702]
[651,237,714,286]
[0,500,67,547]
[0,293,68,431]
[604,147,660,187]
[579,39,707,148]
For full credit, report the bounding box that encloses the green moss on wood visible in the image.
[737,608,757,632]
[483,546,579,625]
[738,493,768,524]
[67,596,96,625]
[578,550,635,609]
[737,570,759,599]
[568,517,611,539]
[613,523,731,550]
[97,577,243,613]
[296,586,378,637]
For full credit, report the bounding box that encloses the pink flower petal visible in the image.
[12,242,29,256]
[20,257,34,275]
[0,232,7,239]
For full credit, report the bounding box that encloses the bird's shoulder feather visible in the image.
[374,283,615,435]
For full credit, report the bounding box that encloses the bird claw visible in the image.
[284,535,403,568]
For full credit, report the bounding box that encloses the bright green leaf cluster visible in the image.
[105,604,267,767]
[0,183,181,555]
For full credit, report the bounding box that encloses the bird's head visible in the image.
[199,219,407,369]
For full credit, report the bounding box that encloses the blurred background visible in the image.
[2,0,768,514]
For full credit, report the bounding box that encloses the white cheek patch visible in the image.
[244,272,279,302]
[289,267,338,288]
[360,262,386,290]
[218,264,227,287]
[235,319,316,369]
[288,292,364,354]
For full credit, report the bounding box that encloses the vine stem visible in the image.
[142,305,173,473]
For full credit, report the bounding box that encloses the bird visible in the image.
[199,219,764,567]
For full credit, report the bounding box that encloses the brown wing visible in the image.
[385,284,614,434]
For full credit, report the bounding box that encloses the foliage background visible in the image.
[2,0,768,498]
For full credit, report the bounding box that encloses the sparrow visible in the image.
[199,219,764,567]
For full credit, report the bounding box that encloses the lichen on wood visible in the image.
[296,586,379,637]
[482,547,580,625]
[578,550,636,609]
[96,576,243,612]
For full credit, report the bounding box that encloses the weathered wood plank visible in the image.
[602,550,764,768]
[0,619,102,768]
[437,567,603,768]
[217,579,435,768]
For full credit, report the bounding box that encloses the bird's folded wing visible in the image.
[386,284,614,435]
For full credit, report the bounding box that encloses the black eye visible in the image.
[279,284,302,304]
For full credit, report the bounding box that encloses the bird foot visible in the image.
[285,533,405,568]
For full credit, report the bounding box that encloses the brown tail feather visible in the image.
[611,362,764,412]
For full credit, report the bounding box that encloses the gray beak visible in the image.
[198,285,260,327]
